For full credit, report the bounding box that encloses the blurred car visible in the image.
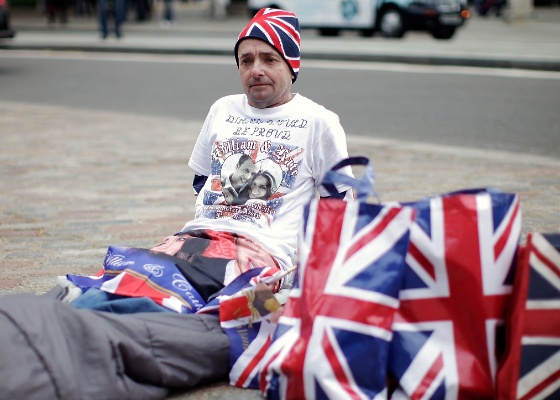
[0,0,15,39]
[248,0,470,40]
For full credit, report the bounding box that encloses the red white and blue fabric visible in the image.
[236,7,301,82]
[196,266,282,315]
[389,189,522,399]
[496,232,560,400]
[227,318,277,389]
[66,246,206,313]
[197,267,286,389]
[260,197,415,399]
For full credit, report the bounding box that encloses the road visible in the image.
[1,50,559,158]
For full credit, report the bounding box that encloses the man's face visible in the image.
[237,38,294,109]
[231,157,257,188]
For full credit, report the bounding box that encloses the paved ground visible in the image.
[1,100,559,398]
[1,3,560,399]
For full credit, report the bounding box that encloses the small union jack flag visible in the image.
[497,232,560,399]
[228,319,277,388]
[260,198,415,399]
[389,190,522,399]
[196,267,286,389]
[236,7,301,81]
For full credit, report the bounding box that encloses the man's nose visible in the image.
[251,60,265,77]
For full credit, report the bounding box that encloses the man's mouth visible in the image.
[250,81,269,87]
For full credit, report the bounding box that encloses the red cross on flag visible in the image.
[388,190,522,399]
[260,198,414,399]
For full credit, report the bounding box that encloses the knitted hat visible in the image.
[235,8,301,83]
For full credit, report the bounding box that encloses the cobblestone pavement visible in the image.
[1,100,559,398]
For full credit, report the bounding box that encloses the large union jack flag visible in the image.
[389,190,522,399]
[496,232,560,400]
[237,8,301,77]
[260,198,414,400]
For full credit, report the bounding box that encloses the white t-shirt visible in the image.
[181,93,350,270]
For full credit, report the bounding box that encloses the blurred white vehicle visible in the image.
[247,0,470,39]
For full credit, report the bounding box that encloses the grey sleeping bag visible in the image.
[0,294,229,400]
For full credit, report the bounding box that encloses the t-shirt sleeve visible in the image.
[312,112,352,197]
[188,103,216,177]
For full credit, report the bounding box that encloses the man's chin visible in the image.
[249,87,271,97]
[247,94,274,108]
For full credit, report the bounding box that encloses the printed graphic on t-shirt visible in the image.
[221,154,282,206]
[200,136,305,227]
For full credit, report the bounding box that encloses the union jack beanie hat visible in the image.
[235,8,301,82]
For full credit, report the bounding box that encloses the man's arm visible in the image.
[193,174,208,195]
[322,190,351,199]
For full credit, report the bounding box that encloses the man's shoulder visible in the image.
[292,94,340,121]
[213,94,245,107]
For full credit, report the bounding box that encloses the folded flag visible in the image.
[221,282,282,388]
[195,266,286,389]
[67,246,206,313]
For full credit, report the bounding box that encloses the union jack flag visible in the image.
[196,267,286,389]
[228,319,277,388]
[260,198,415,399]
[237,8,301,77]
[389,190,522,399]
[496,232,560,400]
